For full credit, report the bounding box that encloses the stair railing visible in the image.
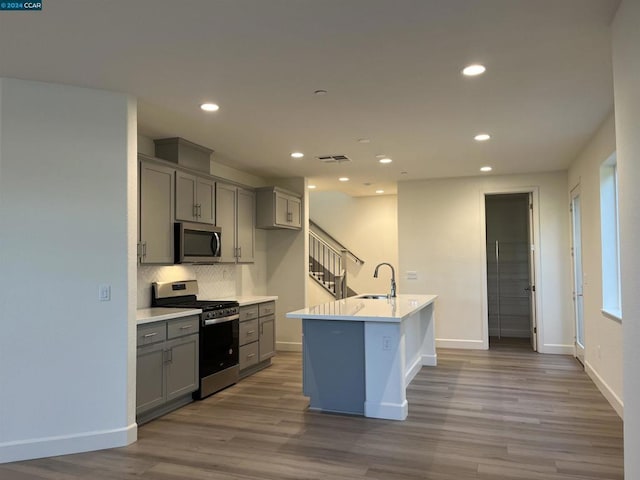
[309,230,349,299]
[309,220,364,266]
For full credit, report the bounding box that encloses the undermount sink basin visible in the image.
[357,294,390,300]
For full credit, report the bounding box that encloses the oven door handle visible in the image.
[203,314,240,326]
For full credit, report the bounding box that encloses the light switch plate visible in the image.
[406,271,418,280]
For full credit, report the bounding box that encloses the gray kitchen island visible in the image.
[287,294,437,421]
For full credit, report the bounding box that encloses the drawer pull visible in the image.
[247,330,256,335]
[179,325,193,330]
[247,353,256,358]
[143,332,158,338]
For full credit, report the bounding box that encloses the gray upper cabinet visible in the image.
[256,187,302,230]
[175,171,215,224]
[139,160,175,264]
[237,188,256,263]
[216,183,255,263]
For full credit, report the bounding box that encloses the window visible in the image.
[600,153,622,321]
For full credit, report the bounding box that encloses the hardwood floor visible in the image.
[0,347,623,479]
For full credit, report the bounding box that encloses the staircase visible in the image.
[309,221,363,299]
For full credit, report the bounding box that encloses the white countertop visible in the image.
[136,307,203,325]
[286,294,437,323]
[218,295,278,306]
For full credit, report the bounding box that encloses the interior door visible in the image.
[527,193,538,351]
[570,186,585,364]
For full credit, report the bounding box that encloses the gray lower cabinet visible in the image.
[239,301,276,377]
[136,315,199,424]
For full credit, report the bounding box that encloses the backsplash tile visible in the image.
[137,264,236,308]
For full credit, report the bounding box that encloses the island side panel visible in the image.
[302,319,365,415]
[420,302,437,366]
[364,322,407,420]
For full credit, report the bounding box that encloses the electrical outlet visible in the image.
[99,284,111,302]
[382,336,391,351]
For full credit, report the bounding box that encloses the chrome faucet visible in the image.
[373,262,396,298]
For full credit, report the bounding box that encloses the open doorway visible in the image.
[485,193,537,351]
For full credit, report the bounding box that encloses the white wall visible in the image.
[309,192,398,297]
[0,78,137,462]
[567,112,623,416]
[266,178,308,352]
[398,172,572,353]
[612,1,640,477]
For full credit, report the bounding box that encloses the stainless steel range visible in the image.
[152,280,240,399]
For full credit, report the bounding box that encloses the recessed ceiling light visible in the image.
[308,184,317,189]
[480,166,492,172]
[474,133,491,141]
[314,89,328,96]
[357,138,371,144]
[338,177,350,182]
[291,152,304,158]
[200,103,219,112]
[462,64,486,76]
[376,189,384,194]
[379,158,392,164]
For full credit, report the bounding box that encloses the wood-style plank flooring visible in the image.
[0,345,624,479]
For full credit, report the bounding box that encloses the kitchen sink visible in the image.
[357,294,390,300]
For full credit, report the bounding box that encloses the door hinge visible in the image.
[529,203,533,210]
[532,285,535,292]
[534,327,537,334]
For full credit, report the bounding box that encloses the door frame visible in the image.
[479,186,542,351]
[570,184,585,364]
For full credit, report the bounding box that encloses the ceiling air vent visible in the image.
[316,154,352,164]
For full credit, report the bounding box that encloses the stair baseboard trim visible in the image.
[585,361,624,418]
[0,423,137,464]
[276,341,302,352]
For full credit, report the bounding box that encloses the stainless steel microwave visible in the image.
[175,222,221,264]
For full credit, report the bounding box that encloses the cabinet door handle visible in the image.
[143,332,157,338]
[238,246,242,258]
[164,349,173,363]
[247,330,256,335]
[142,241,147,258]
[247,353,256,359]
[197,204,202,217]
[193,204,198,218]
[179,325,193,330]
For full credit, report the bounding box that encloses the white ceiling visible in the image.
[0,0,619,196]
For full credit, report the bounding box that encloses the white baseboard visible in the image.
[276,341,302,352]
[538,343,574,355]
[364,400,408,421]
[422,353,437,367]
[405,356,422,387]
[0,423,137,464]
[436,338,486,350]
[585,361,624,418]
